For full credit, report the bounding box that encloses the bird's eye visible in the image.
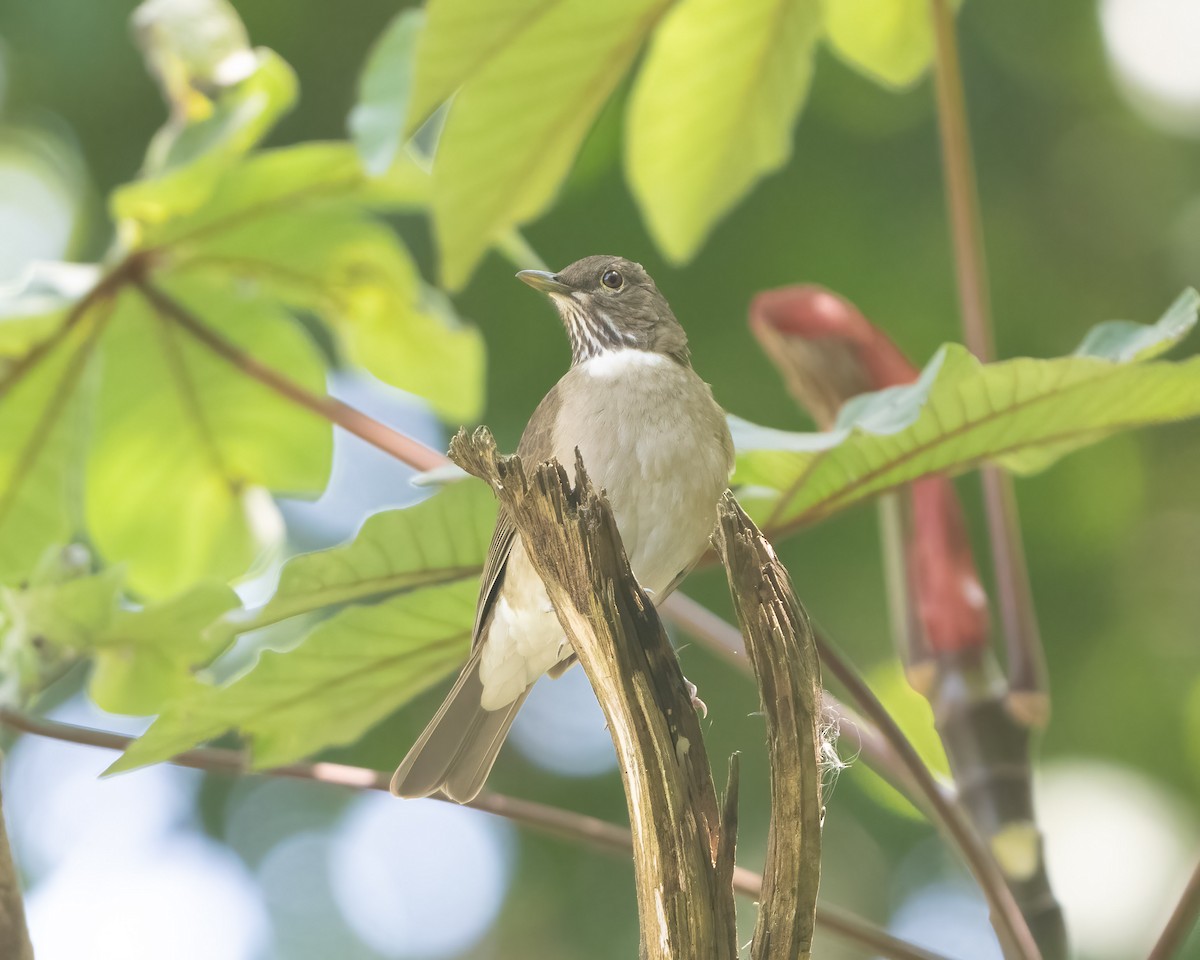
[601,269,623,290]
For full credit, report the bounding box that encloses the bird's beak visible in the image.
[517,269,572,295]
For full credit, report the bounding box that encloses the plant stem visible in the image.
[1147,859,1200,960]
[0,707,948,960]
[132,278,447,473]
[927,0,1049,722]
[0,259,134,404]
[0,760,34,960]
[814,633,1041,960]
[659,593,926,808]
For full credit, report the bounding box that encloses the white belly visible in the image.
[478,351,732,709]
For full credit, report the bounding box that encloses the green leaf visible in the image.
[429,0,673,288]
[85,280,332,598]
[824,0,945,88]
[350,8,425,175]
[0,321,98,582]
[86,582,241,716]
[626,0,823,262]
[735,290,1200,534]
[112,47,299,232]
[109,579,475,772]
[0,263,101,357]
[1073,289,1198,362]
[406,0,550,136]
[172,206,485,422]
[208,479,491,652]
[113,480,494,769]
[0,559,122,707]
[132,142,429,253]
[251,479,494,629]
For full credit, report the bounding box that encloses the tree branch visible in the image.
[0,706,950,960]
[1147,859,1200,960]
[132,278,447,472]
[928,0,1049,725]
[450,427,737,959]
[714,494,822,960]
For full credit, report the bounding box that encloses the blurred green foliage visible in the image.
[1,0,1199,958]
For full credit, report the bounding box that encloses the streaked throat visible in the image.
[553,295,639,363]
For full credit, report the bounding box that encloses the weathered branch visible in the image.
[713,494,822,960]
[449,427,737,960]
[0,760,34,960]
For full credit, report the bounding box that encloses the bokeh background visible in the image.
[1,0,1198,958]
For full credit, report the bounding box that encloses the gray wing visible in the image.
[470,384,562,651]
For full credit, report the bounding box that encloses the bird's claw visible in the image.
[684,678,708,719]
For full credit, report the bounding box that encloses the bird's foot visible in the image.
[684,677,708,719]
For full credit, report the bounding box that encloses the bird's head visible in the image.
[518,255,690,365]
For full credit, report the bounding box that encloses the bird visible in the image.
[391,255,734,803]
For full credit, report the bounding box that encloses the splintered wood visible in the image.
[450,428,738,960]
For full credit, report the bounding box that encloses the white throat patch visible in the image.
[580,349,666,378]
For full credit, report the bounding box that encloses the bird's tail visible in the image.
[390,647,527,803]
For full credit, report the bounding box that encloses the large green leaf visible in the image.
[0,559,122,707]
[349,8,425,175]
[429,0,673,288]
[626,0,823,263]
[0,321,98,582]
[86,582,241,716]
[111,579,477,773]
[406,0,556,136]
[171,205,484,422]
[112,480,494,769]
[824,0,945,88]
[0,263,101,357]
[113,47,299,232]
[85,280,332,597]
[249,478,494,630]
[136,142,428,251]
[735,290,1200,535]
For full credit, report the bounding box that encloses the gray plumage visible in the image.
[391,256,733,803]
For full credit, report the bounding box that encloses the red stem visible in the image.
[928,0,1048,718]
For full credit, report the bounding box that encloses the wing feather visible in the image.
[470,383,562,649]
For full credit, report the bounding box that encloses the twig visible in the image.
[132,278,446,472]
[927,0,1049,725]
[0,760,34,960]
[815,633,1042,960]
[450,428,737,959]
[1147,859,1200,960]
[659,592,925,811]
[714,495,822,960]
[0,257,135,404]
[0,706,950,960]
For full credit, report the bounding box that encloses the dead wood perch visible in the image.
[449,427,738,960]
[714,492,823,960]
